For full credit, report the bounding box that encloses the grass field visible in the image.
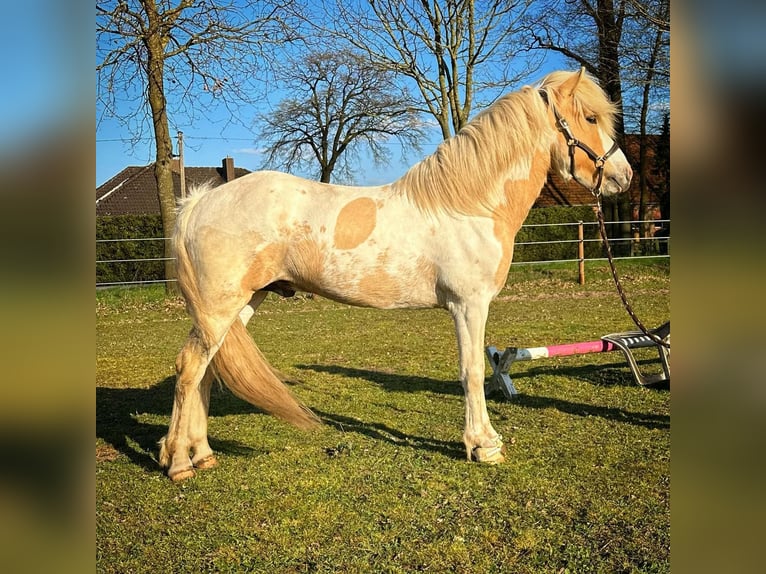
[97,261,670,573]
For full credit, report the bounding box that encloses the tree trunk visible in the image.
[143,0,179,295]
[594,0,626,139]
[592,0,628,249]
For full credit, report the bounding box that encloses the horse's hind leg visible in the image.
[159,329,212,481]
[187,291,269,472]
[189,368,217,469]
[161,291,271,479]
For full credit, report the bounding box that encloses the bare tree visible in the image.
[528,0,628,137]
[526,0,669,244]
[625,0,669,32]
[621,0,670,238]
[97,0,291,291]
[302,0,539,141]
[654,112,669,236]
[257,49,425,184]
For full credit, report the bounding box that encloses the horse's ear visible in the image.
[561,67,585,98]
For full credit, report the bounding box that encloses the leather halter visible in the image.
[539,89,619,197]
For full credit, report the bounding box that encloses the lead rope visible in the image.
[595,200,670,349]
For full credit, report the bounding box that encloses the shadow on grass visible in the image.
[98,360,668,473]
[295,364,462,396]
[510,393,670,430]
[295,364,466,460]
[300,362,668,432]
[96,376,263,472]
[313,409,465,461]
[97,374,465,469]
[510,358,671,390]
[490,360,670,430]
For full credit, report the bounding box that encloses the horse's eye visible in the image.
[586,115,597,125]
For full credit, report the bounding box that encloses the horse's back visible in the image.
[185,171,387,232]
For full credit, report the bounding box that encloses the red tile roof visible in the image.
[96,158,250,216]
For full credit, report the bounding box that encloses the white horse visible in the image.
[159,69,632,481]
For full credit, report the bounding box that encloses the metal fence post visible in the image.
[578,221,585,285]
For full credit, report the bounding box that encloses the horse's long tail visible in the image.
[210,320,321,430]
[173,184,320,430]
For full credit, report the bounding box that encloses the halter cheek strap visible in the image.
[539,89,619,197]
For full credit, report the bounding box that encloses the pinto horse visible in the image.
[159,69,632,481]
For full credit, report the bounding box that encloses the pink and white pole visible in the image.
[485,323,670,399]
[514,339,617,360]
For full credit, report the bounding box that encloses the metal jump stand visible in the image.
[484,321,670,400]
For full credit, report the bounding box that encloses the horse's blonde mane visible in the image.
[392,86,552,217]
[392,70,616,217]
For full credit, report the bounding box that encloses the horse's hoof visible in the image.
[168,467,196,482]
[193,455,218,470]
[471,442,507,464]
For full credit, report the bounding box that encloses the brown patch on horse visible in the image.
[492,151,551,290]
[356,256,436,307]
[241,242,287,291]
[286,238,326,291]
[242,237,327,294]
[357,266,402,304]
[333,197,377,249]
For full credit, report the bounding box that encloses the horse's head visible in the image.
[541,69,632,197]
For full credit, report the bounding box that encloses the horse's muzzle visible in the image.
[603,164,633,196]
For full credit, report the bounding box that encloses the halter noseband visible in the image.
[539,89,619,197]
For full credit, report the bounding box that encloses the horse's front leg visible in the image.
[449,300,506,464]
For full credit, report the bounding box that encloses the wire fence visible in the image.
[96,218,670,288]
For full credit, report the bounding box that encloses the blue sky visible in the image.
[96,59,565,188]
[96,109,446,188]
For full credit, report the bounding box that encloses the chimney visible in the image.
[222,157,235,182]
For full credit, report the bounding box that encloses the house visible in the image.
[535,171,596,208]
[96,157,250,217]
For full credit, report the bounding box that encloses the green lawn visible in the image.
[97,261,670,573]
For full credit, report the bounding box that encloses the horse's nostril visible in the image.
[608,173,631,192]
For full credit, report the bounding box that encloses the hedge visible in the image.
[513,205,601,263]
[96,215,165,284]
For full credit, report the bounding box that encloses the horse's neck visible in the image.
[491,149,553,231]
[391,148,548,219]
[395,88,555,218]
